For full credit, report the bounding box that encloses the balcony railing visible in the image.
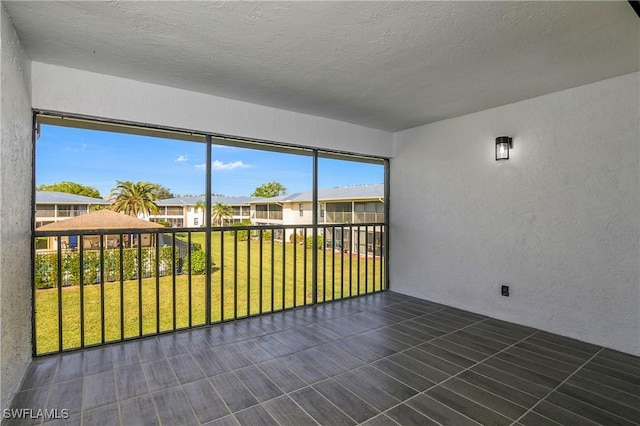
[32,223,387,355]
[254,211,283,220]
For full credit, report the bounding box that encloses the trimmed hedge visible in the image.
[35,246,204,289]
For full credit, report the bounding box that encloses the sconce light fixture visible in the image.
[495,136,513,161]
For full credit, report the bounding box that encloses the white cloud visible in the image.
[195,160,250,171]
[175,155,188,163]
[213,160,249,170]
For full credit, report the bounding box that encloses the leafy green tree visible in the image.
[211,202,233,226]
[109,181,161,217]
[154,185,175,200]
[37,181,101,198]
[251,181,287,198]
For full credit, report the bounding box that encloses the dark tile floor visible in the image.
[5,291,640,425]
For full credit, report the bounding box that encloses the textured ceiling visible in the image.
[5,1,639,131]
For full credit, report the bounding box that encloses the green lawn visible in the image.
[35,232,385,354]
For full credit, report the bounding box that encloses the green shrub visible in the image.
[184,250,210,275]
[35,252,57,289]
[306,236,324,250]
[232,220,251,241]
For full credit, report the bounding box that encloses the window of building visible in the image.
[299,203,304,217]
[57,205,87,217]
[35,204,55,218]
[194,217,199,226]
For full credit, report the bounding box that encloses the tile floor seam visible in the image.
[401,328,543,425]
[511,347,607,426]
[540,379,640,425]
[361,412,401,426]
[588,355,640,376]
[156,384,203,426]
[502,344,583,371]
[232,404,279,426]
[138,355,168,426]
[565,370,640,401]
[289,385,357,425]
[261,394,322,426]
[557,381,640,416]
[356,317,501,426]
[218,320,426,424]
[378,392,476,426]
[236,365,370,424]
[109,366,124,426]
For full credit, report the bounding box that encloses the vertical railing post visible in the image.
[220,230,225,321]
[293,227,297,307]
[364,225,369,294]
[332,226,335,300]
[172,231,177,330]
[270,227,275,312]
[99,234,105,344]
[357,225,361,295]
[303,227,308,305]
[322,225,326,302]
[155,235,160,334]
[119,233,124,340]
[247,226,251,315]
[340,225,344,299]
[205,136,212,324]
[384,158,390,290]
[79,235,85,347]
[137,233,143,336]
[259,228,263,313]
[312,150,318,304]
[188,232,193,328]
[349,225,353,297]
[282,230,286,309]
[56,237,63,352]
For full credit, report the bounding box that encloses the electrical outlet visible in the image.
[501,285,510,297]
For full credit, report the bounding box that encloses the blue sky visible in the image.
[36,125,384,198]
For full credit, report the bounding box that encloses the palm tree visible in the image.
[194,199,206,227]
[110,181,161,217]
[195,200,206,214]
[211,202,233,226]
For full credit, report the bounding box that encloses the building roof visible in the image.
[35,191,110,205]
[36,209,163,231]
[157,195,259,206]
[252,183,384,204]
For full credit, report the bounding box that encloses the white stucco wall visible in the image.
[30,62,392,158]
[0,5,33,409]
[391,73,640,355]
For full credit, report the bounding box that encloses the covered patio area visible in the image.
[8,292,639,425]
[36,210,163,251]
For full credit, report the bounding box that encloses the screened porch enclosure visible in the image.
[32,114,389,356]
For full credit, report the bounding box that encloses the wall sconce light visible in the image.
[495,136,513,161]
